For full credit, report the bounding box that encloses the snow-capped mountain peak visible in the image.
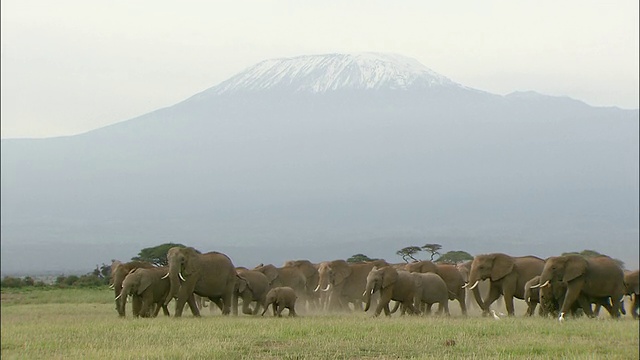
[208,53,460,95]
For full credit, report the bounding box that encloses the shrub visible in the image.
[1,276,24,288]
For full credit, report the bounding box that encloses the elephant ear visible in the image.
[136,271,153,295]
[563,257,587,283]
[491,254,514,281]
[262,266,279,284]
[236,275,248,293]
[412,273,423,289]
[382,267,398,289]
[182,248,200,276]
[332,261,352,286]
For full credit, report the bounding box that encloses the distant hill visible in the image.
[1,53,638,274]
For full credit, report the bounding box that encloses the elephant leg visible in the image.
[560,282,583,319]
[383,303,392,316]
[425,303,433,315]
[151,303,161,317]
[482,285,502,316]
[404,301,418,315]
[221,288,233,316]
[241,294,254,315]
[443,300,451,316]
[502,287,516,316]
[185,294,201,317]
[376,291,392,317]
[457,290,467,316]
[632,294,639,319]
[288,305,297,317]
[232,291,239,316]
[132,296,143,317]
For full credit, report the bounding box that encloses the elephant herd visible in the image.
[110,247,640,322]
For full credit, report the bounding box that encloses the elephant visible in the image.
[363,266,418,317]
[411,272,450,316]
[523,275,544,316]
[623,269,639,319]
[110,260,154,317]
[456,260,492,311]
[261,286,298,317]
[116,266,171,318]
[253,264,307,309]
[316,259,389,312]
[537,277,618,319]
[282,260,320,311]
[538,254,625,321]
[404,261,466,315]
[466,253,545,316]
[163,247,237,317]
[234,268,270,315]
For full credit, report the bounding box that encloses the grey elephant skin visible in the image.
[539,255,625,320]
[164,247,237,317]
[364,266,418,317]
[282,260,321,311]
[404,261,466,315]
[623,269,639,319]
[467,253,545,316]
[523,275,544,316]
[262,286,298,317]
[537,275,615,318]
[110,260,154,317]
[118,267,171,317]
[457,260,493,310]
[234,268,270,315]
[411,272,450,316]
[253,264,307,308]
[316,259,389,311]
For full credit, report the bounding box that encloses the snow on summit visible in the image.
[210,53,460,94]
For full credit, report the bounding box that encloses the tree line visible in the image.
[1,242,625,289]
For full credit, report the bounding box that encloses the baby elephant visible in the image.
[261,286,298,317]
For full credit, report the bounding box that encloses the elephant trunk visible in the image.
[315,273,330,293]
[538,269,553,290]
[118,283,131,317]
[165,261,182,306]
[113,278,125,317]
[363,282,376,312]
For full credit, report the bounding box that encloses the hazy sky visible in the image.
[1,1,638,139]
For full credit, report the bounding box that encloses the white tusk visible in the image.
[462,283,468,289]
[363,291,367,297]
[115,294,122,300]
[109,284,115,289]
[313,285,321,292]
[179,272,186,282]
[161,273,169,279]
[468,281,479,290]
[540,280,550,288]
[530,284,541,289]
[321,284,331,292]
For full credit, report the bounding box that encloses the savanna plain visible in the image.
[1,287,638,359]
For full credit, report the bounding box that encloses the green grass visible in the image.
[1,287,638,359]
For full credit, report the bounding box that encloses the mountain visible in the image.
[1,53,638,274]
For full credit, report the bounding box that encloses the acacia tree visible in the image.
[396,246,422,263]
[132,243,187,266]
[347,254,378,263]
[435,250,473,264]
[421,243,442,261]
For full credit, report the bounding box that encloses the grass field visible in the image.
[1,287,638,359]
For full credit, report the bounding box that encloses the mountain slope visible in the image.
[1,53,638,274]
